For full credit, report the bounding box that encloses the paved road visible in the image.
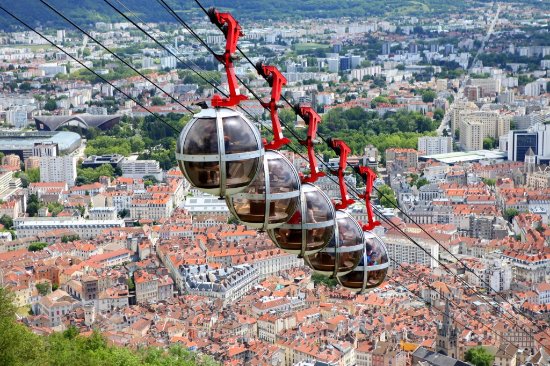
[438,3,501,137]
[470,2,501,71]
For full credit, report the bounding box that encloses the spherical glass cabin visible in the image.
[304,210,364,277]
[267,183,335,256]
[226,150,301,230]
[176,107,264,197]
[337,231,389,293]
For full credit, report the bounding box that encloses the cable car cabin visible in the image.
[305,210,364,277]
[337,231,390,293]
[226,150,301,230]
[268,183,335,257]
[176,107,264,197]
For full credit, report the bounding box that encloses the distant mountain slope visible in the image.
[0,0,546,30]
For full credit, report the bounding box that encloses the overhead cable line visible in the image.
[103,0,270,135]
[188,0,549,337]
[0,5,179,134]
[179,0,549,340]
[39,0,195,114]
[11,2,542,351]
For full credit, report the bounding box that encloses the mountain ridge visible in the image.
[0,0,545,30]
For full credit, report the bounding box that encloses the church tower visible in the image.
[525,147,536,175]
[436,299,458,359]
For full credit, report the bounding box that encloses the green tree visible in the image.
[27,168,40,183]
[26,194,42,217]
[61,235,80,243]
[1,285,218,365]
[85,136,132,156]
[76,164,115,185]
[465,346,495,366]
[279,108,297,126]
[0,215,13,230]
[35,282,51,296]
[416,177,429,188]
[19,82,31,91]
[28,242,48,252]
[18,172,29,188]
[47,202,64,217]
[151,96,165,106]
[0,287,45,366]
[377,185,397,208]
[127,277,135,291]
[433,108,445,121]
[482,178,496,186]
[420,89,437,103]
[483,137,496,150]
[311,273,337,288]
[504,208,519,223]
[44,99,57,111]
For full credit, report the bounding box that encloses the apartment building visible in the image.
[459,111,510,151]
[386,148,418,171]
[38,289,79,327]
[14,217,124,239]
[418,136,453,155]
[180,264,259,305]
[120,159,163,181]
[383,231,440,269]
[130,194,174,220]
[39,155,77,187]
[134,270,174,304]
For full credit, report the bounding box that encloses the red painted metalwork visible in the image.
[256,62,290,150]
[208,9,248,107]
[327,138,355,210]
[354,165,381,231]
[294,105,325,183]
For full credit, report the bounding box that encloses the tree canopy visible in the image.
[464,346,495,366]
[377,185,397,208]
[0,286,218,366]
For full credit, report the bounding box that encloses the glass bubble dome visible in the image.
[268,183,335,257]
[337,231,389,293]
[176,107,264,197]
[305,210,364,277]
[226,150,301,230]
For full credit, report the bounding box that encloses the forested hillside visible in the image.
[0,0,545,29]
[0,287,216,366]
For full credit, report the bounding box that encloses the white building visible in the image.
[38,63,67,77]
[469,78,502,96]
[120,159,163,181]
[89,207,118,220]
[180,264,259,305]
[383,232,439,269]
[134,270,174,304]
[466,257,512,293]
[40,155,77,187]
[14,217,124,239]
[32,142,58,157]
[183,193,229,216]
[6,107,28,128]
[524,79,548,97]
[351,66,382,81]
[160,56,177,69]
[38,289,79,327]
[418,136,453,155]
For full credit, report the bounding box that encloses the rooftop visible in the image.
[420,150,507,164]
[0,130,81,154]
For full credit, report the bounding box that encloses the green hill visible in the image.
[0,287,217,366]
[0,0,546,29]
